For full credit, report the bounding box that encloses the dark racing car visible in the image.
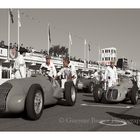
[76,76,97,93]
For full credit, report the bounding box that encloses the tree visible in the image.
[49,47,54,56]
[53,45,60,57]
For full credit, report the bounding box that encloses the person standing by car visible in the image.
[104,61,118,89]
[56,57,77,86]
[40,55,57,78]
[91,69,99,81]
[13,47,27,79]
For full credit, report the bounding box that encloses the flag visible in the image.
[48,24,51,43]
[18,10,21,27]
[88,44,91,51]
[69,32,72,45]
[9,9,14,23]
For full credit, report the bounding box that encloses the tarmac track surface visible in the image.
[0,92,140,131]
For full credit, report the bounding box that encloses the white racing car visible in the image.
[0,67,77,120]
[93,75,139,105]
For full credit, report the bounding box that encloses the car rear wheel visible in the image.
[64,81,77,106]
[130,85,139,105]
[25,84,44,120]
[93,84,103,103]
[88,82,94,93]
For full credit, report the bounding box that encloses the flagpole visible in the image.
[84,39,87,69]
[7,9,10,61]
[69,32,70,58]
[18,9,20,51]
[69,32,72,58]
[98,45,101,70]
[48,24,50,55]
[87,44,89,64]
[84,39,86,61]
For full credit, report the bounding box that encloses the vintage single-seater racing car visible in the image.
[76,77,97,93]
[0,67,77,120]
[93,75,139,105]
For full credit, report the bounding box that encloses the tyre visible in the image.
[130,84,139,105]
[93,84,103,103]
[64,81,77,106]
[25,84,44,120]
[88,82,94,93]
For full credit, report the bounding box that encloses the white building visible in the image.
[0,47,102,85]
[100,47,117,65]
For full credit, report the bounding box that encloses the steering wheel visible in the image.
[41,67,50,76]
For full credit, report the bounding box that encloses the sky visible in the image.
[0,9,140,69]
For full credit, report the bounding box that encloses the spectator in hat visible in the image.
[13,47,27,79]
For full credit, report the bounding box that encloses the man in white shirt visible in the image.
[56,57,77,86]
[13,47,27,79]
[104,61,118,88]
[40,55,57,78]
[136,70,140,90]
[91,69,99,81]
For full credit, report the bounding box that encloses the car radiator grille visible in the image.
[107,89,118,100]
[0,83,12,112]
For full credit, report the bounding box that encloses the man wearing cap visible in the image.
[56,57,77,86]
[104,61,118,89]
[13,47,27,79]
[40,55,57,78]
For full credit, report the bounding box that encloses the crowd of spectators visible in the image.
[0,40,48,55]
[0,40,7,48]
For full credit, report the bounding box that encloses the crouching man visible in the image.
[40,55,60,88]
[40,55,57,78]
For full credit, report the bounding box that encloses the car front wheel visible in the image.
[88,82,94,93]
[130,85,139,105]
[93,84,103,103]
[25,84,44,120]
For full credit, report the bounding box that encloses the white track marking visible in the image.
[99,120,127,126]
[81,103,134,109]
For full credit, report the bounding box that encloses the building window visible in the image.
[105,50,110,53]
[102,58,104,61]
[105,57,110,61]
[111,49,113,53]
[102,50,104,53]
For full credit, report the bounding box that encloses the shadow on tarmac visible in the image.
[82,99,94,103]
[107,112,140,126]
[0,104,57,121]
[83,94,93,98]
[0,112,26,119]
